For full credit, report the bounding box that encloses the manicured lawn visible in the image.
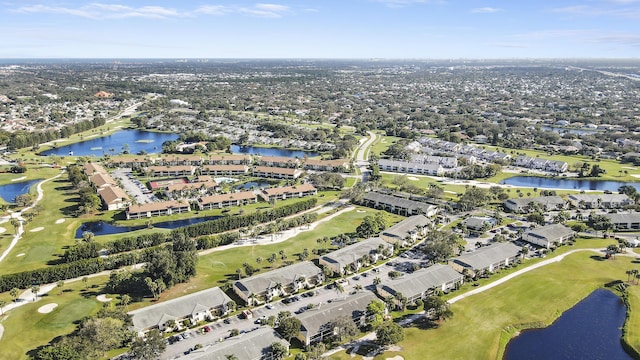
[0,275,107,360]
[343,247,639,360]
[370,135,401,157]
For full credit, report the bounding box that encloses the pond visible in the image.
[230,145,319,158]
[75,215,222,238]
[0,179,41,203]
[503,288,633,360]
[500,176,640,192]
[234,181,271,190]
[41,130,179,157]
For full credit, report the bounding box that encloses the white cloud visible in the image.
[12,2,293,20]
[551,4,640,19]
[471,7,502,13]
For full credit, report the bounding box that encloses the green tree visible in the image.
[36,341,82,360]
[270,342,289,360]
[329,315,359,342]
[356,215,381,238]
[56,280,65,295]
[130,329,167,360]
[375,321,404,346]
[10,287,20,302]
[277,315,301,343]
[367,299,386,328]
[77,317,130,356]
[424,295,453,322]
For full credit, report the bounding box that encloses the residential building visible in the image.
[376,264,464,304]
[232,261,323,305]
[257,156,299,168]
[207,154,251,165]
[126,200,191,219]
[567,194,634,209]
[297,292,377,346]
[463,216,495,232]
[128,286,231,335]
[303,158,350,172]
[197,191,258,210]
[503,196,566,213]
[379,215,431,246]
[200,164,249,176]
[165,181,218,197]
[158,155,204,166]
[448,242,522,277]
[259,184,317,202]
[377,159,445,176]
[181,328,289,360]
[97,186,130,211]
[361,193,438,217]
[522,224,575,248]
[83,162,107,175]
[253,166,303,180]
[90,172,117,189]
[148,165,195,177]
[108,156,154,168]
[604,213,640,230]
[319,237,392,275]
[410,154,458,168]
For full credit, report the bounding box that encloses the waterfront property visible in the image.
[200,164,249,176]
[181,328,290,360]
[97,186,130,211]
[604,212,640,231]
[126,200,191,219]
[514,155,568,173]
[207,154,251,165]
[377,159,445,176]
[259,183,317,202]
[360,192,438,217]
[379,215,432,246]
[319,237,392,275]
[107,155,153,168]
[503,196,566,213]
[196,191,258,210]
[376,264,464,305]
[297,291,377,346]
[232,261,324,305]
[448,242,522,277]
[257,155,299,168]
[522,224,575,249]
[128,286,232,336]
[148,165,195,177]
[567,193,634,209]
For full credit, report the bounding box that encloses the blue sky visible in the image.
[1,0,639,58]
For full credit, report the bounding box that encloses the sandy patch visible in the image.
[407,176,419,181]
[623,167,637,170]
[0,324,3,342]
[96,294,113,302]
[357,210,366,213]
[16,253,25,257]
[0,227,5,234]
[30,227,44,232]
[55,219,66,224]
[11,176,27,182]
[632,174,640,179]
[38,303,58,314]
[386,356,404,360]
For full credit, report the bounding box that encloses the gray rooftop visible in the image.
[362,193,437,214]
[382,215,431,239]
[605,212,640,224]
[128,287,231,331]
[378,264,463,298]
[450,242,521,270]
[525,224,574,240]
[321,237,389,267]
[297,291,376,337]
[568,194,631,203]
[234,261,322,297]
[182,327,289,360]
[505,196,565,209]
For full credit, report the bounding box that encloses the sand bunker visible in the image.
[0,227,5,234]
[407,176,419,181]
[386,356,404,360]
[16,253,25,257]
[96,294,113,302]
[30,227,44,232]
[55,219,66,224]
[38,303,58,314]
[11,176,27,182]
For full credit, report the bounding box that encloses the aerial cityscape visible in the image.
[1,1,640,360]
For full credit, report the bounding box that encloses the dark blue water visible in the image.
[230,145,318,158]
[75,215,222,238]
[41,130,179,156]
[504,289,632,360]
[234,181,271,190]
[501,176,640,192]
[0,179,41,203]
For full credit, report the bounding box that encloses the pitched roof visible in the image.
[321,237,389,267]
[182,328,289,360]
[253,166,300,175]
[90,172,116,187]
[128,200,189,213]
[378,264,463,297]
[98,186,130,205]
[128,287,231,331]
[568,194,631,203]
[233,261,322,297]
[202,164,248,172]
[198,191,257,204]
[605,212,640,224]
[450,242,521,270]
[297,292,376,337]
[382,215,430,239]
[362,193,436,214]
[525,223,574,241]
[262,184,317,196]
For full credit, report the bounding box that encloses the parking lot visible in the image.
[111,168,154,204]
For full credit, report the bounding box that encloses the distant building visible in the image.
[503,196,566,213]
[604,213,640,231]
[361,192,438,217]
[377,159,445,176]
[252,166,303,180]
[567,194,634,209]
[376,264,464,305]
[319,237,392,275]
[259,184,317,202]
[197,191,258,210]
[126,200,191,219]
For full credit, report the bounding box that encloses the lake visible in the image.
[75,215,222,238]
[501,176,640,192]
[41,130,179,157]
[504,289,633,360]
[0,179,41,203]
[40,129,319,158]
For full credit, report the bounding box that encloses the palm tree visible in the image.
[373,277,382,286]
[31,285,40,301]
[82,276,89,289]
[627,270,634,283]
[10,288,19,303]
[56,280,64,295]
[334,282,345,298]
[225,355,239,360]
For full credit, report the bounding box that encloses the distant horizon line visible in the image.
[0,57,638,61]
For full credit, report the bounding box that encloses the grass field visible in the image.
[0,275,108,360]
[328,240,640,360]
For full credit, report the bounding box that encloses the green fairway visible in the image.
[0,275,107,360]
